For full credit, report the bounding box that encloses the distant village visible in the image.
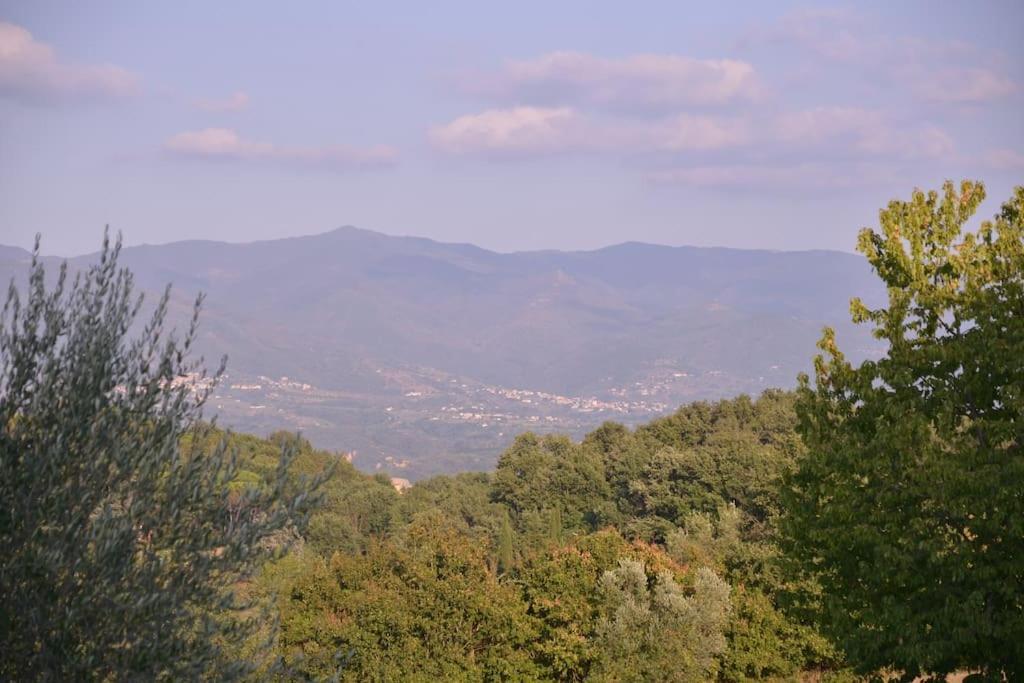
[184,362,789,478]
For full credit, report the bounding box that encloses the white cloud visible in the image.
[0,21,137,103]
[194,91,250,112]
[775,106,882,144]
[914,68,1018,104]
[429,107,585,155]
[985,149,1024,170]
[164,128,398,169]
[165,128,269,158]
[469,51,760,110]
[431,27,974,187]
[431,104,951,162]
[658,114,750,151]
[430,107,749,157]
[911,126,957,159]
[775,107,953,160]
[642,108,955,190]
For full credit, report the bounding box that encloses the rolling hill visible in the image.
[1,227,885,477]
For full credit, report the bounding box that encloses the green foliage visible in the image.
[396,471,500,539]
[277,512,541,681]
[496,508,516,573]
[264,388,839,680]
[665,507,842,680]
[633,391,803,523]
[211,388,852,681]
[492,432,616,532]
[304,470,398,556]
[517,544,603,680]
[785,181,1024,679]
[0,235,322,680]
[593,560,731,682]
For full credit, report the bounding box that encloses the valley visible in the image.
[1,227,886,477]
[202,356,816,478]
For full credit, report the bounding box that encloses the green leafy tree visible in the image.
[492,432,615,533]
[784,182,1024,679]
[632,392,802,525]
[517,545,603,680]
[277,511,541,681]
[496,508,516,574]
[0,235,321,680]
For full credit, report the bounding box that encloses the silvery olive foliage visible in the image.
[594,559,730,682]
[0,233,323,681]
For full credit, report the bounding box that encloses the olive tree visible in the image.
[784,182,1024,680]
[0,234,322,680]
[593,559,730,682]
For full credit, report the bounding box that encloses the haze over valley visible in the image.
[2,227,884,477]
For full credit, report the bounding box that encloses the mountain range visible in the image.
[0,227,885,478]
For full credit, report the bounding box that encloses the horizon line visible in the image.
[1,224,861,260]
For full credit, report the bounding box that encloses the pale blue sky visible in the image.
[1,1,1022,255]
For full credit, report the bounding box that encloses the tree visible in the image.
[492,432,615,533]
[517,543,603,680]
[277,511,541,680]
[784,182,1024,679]
[0,234,322,680]
[496,508,516,574]
[592,560,730,682]
[666,507,844,680]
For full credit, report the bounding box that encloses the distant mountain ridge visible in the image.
[0,227,884,477]
[0,245,32,263]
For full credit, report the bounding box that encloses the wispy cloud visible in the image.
[775,107,954,160]
[658,114,751,151]
[0,21,138,104]
[164,128,398,170]
[463,51,760,111]
[747,7,874,63]
[749,7,969,66]
[429,107,585,156]
[748,8,1019,105]
[429,107,750,157]
[984,148,1024,170]
[194,91,250,112]
[435,36,964,179]
[431,104,949,164]
[647,162,901,191]
[914,68,1018,104]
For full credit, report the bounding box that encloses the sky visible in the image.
[1,1,1022,256]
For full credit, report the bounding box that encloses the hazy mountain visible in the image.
[0,245,32,264]
[1,227,885,477]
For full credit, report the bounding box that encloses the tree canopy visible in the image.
[784,181,1024,680]
[263,390,845,681]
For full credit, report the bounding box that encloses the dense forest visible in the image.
[224,391,841,680]
[1,181,1021,681]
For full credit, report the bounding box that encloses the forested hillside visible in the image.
[227,391,848,681]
